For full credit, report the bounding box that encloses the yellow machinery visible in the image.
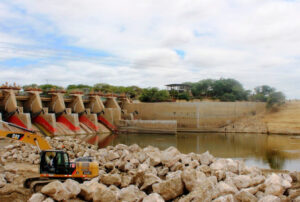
[0,120,99,190]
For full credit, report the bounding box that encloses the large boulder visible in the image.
[210,159,239,174]
[119,185,146,202]
[0,174,7,188]
[42,198,54,202]
[181,168,206,192]
[92,183,117,202]
[180,154,192,165]
[212,194,235,202]
[235,190,257,202]
[143,193,165,202]
[178,177,217,202]
[141,173,161,190]
[106,151,120,161]
[161,146,181,167]
[288,189,300,200]
[101,173,121,186]
[121,175,133,188]
[242,184,264,195]
[129,144,142,153]
[115,144,128,150]
[199,151,214,166]
[216,181,238,196]
[152,171,184,200]
[258,195,280,202]
[41,180,71,201]
[79,181,101,201]
[157,166,169,177]
[233,175,252,189]
[28,193,46,202]
[264,173,291,196]
[250,175,265,186]
[63,179,81,198]
[143,146,161,166]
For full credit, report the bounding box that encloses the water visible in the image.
[104,132,300,171]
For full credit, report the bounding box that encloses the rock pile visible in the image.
[0,136,97,165]
[1,136,300,201]
[1,142,40,164]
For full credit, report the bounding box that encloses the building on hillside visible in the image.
[166,84,191,93]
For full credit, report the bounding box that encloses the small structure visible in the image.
[166,84,191,93]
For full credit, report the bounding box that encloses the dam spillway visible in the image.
[0,85,177,137]
[0,86,123,136]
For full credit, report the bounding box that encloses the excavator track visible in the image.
[24,177,62,192]
[24,177,83,192]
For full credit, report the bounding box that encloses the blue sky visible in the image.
[0,0,300,98]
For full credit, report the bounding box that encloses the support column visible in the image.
[0,87,32,129]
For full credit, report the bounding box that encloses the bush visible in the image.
[139,88,170,102]
[178,92,191,101]
[266,92,285,108]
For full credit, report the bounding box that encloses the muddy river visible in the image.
[103,133,300,171]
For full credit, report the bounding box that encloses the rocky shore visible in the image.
[1,136,300,201]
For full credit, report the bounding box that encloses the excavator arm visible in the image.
[0,121,52,151]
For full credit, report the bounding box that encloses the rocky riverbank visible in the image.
[1,136,300,201]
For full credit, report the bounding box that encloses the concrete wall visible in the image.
[123,101,266,131]
[118,120,177,134]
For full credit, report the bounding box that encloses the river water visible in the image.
[104,133,300,171]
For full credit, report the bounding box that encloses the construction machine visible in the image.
[0,120,99,191]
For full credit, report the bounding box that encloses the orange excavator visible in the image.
[0,120,99,190]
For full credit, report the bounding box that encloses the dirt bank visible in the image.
[223,101,300,135]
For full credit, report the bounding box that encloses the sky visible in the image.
[0,0,299,98]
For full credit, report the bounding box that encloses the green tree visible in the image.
[22,84,39,90]
[266,91,285,108]
[139,88,170,102]
[93,83,114,93]
[178,92,191,101]
[39,84,64,91]
[211,78,247,101]
[67,84,92,94]
[169,89,179,98]
[253,85,275,101]
[191,79,214,98]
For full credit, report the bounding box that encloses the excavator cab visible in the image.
[40,150,76,175]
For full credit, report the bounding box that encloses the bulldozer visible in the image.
[0,120,99,191]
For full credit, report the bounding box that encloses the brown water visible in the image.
[105,133,300,171]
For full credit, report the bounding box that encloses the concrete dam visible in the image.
[0,84,268,138]
[0,86,122,136]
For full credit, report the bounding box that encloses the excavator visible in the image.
[0,120,99,191]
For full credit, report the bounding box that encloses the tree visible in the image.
[266,91,285,108]
[139,88,170,102]
[169,89,179,98]
[39,84,64,91]
[211,78,247,101]
[22,84,39,90]
[191,79,214,98]
[252,85,275,102]
[93,83,114,93]
[67,84,92,94]
[178,92,191,101]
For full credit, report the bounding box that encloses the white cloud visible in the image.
[0,0,299,98]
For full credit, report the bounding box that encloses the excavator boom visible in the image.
[0,120,52,150]
[0,130,52,150]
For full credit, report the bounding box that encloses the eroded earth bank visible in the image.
[1,136,300,202]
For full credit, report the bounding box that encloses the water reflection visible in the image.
[99,133,300,171]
